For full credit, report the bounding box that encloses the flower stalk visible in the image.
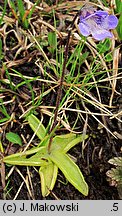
[48,10,81,153]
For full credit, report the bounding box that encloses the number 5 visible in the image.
[113,203,118,211]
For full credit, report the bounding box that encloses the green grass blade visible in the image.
[0,98,10,119]
[117,14,122,40]
[17,0,25,18]
[17,0,28,28]
[28,0,40,19]
[0,0,7,25]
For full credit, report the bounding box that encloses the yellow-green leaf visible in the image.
[3,146,48,166]
[27,114,46,140]
[49,150,88,196]
[51,133,88,152]
[3,155,48,166]
[39,162,58,197]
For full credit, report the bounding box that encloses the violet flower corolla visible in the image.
[78,7,118,40]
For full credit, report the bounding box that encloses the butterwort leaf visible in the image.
[51,133,88,152]
[27,114,46,141]
[3,146,48,166]
[49,150,88,196]
[39,162,58,197]
[3,154,48,166]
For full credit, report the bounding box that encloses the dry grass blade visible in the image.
[14,167,33,199]
[28,29,50,64]
[13,181,25,200]
[43,1,109,12]
[84,106,118,139]
[0,160,6,197]
[109,47,120,106]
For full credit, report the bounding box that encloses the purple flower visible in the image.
[78,6,118,40]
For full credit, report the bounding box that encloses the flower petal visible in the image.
[78,8,118,41]
[78,22,90,36]
[107,15,118,29]
[95,10,108,16]
[92,29,113,40]
[100,15,118,30]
